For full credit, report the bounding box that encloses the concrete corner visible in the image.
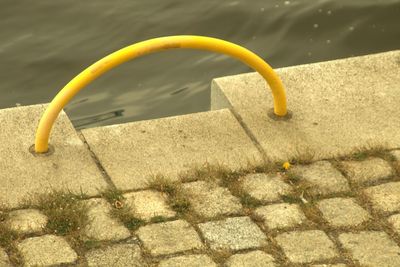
[0,105,108,209]
[212,50,400,161]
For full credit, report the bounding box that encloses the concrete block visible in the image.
[158,255,217,267]
[0,105,109,209]
[254,203,307,230]
[4,209,48,235]
[212,50,400,161]
[198,216,268,251]
[16,235,78,266]
[341,157,394,184]
[226,250,277,267]
[85,244,145,267]
[316,198,370,227]
[364,182,400,213]
[338,231,400,266]
[81,109,263,191]
[136,220,203,256]
[275,230,338,264]
[123,190,176,221]
[181,181,242,218]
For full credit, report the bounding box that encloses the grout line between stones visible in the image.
[77,131,118,190]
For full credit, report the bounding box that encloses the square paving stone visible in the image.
[240,173,293,202]
[254,203,307,230]
[363,182,400,213]
[226,250,277,267]
[341,157,394,184]
[316,198,370,227]
[311,264,346,267]
[388,214,400,234]
[136,220,203,256]
[275,230,338,264]
[4,209,48,235]
[85,243,146,267]
[198,216,268,251]
[390,150,400,161]
[16,235,78,266]
[290,161,350,196]
[123,190,175,221]
[0,104,109,209]
[82,198,131,241]
[81,109,263,191]
[0,247,11,267]
[181,181,242,218]
[158,255,217,267]
[338,231,400,266]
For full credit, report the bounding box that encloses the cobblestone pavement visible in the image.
[1,149,400,266]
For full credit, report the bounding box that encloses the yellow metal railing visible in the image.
[34,35,287,153]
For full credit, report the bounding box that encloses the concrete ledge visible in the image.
[212,50,400,161]
[0,105,109,209]
[81,109,263,191]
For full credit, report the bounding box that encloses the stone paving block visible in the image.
[16,235,77,266]
[136,220,203,256]
[291,161,350,195]
[311,264,346,267]
[158,255,217,267]
[198,216,267,251]
[181,181,242,218]
[338,231,400,266]
[0,247,11,267]
[82,198,131,241]
[341,157,393,184]
[363,182,400,213]
[4,209,48,235]
[240,173,292,202]
[211,51,400,162]
[254,203,307,230]
[123,190,175,221]
[390,149,400,160]
[0,104,109,209]
[85,243,146,267]
[388,214,400,234]
[316,198,370,227]
[226,250,277,267]
[81,109,263,191]
[275,230,338,264]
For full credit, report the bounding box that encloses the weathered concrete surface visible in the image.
[341,157,394,184]
[81,109,263,190]
[85,243,146,267]
[0,105,109,209]
[275,230,338,264]
[136,220,203,256]
[16,235,78,266]
[158,255,217,267]
[212,50,400,161]
[4,209,48,235]
[198,216,268,251]
[181,181,242,218]
[226,250,277,267]
[338,231,400,267]
[254,203,307,230]
[316,198,370,227]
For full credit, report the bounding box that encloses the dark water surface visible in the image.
[1,0,399,128]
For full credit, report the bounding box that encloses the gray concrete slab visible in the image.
[212,50,400,161]
[0,105,109,209]
[81,109,263,191]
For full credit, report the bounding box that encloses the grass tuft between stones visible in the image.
[23,189,89,236]
[100,188,145,231]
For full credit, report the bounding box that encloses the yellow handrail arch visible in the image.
[34,35,287,153]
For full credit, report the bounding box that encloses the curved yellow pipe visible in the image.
[34,35,287,153]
